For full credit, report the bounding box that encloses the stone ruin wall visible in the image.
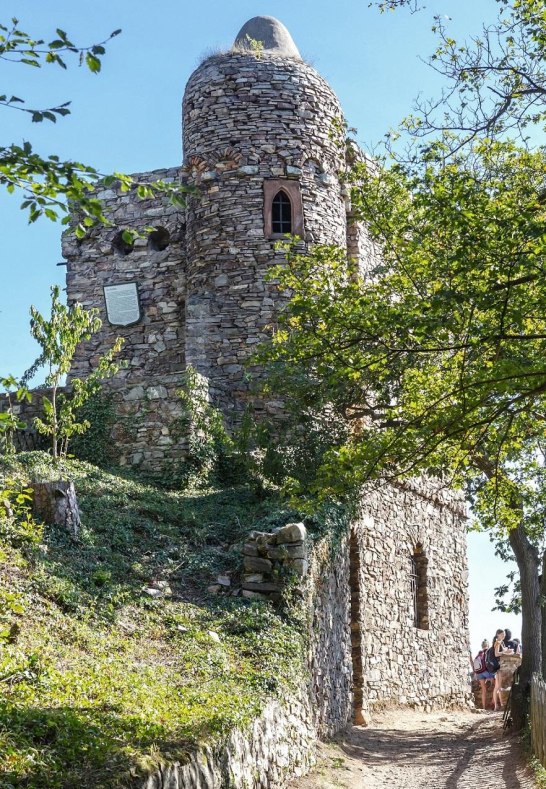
[56,52,357,471]
[0,388,51,452]
[233,480,470,724]
[355,479,471,712]
[62,168,188,470]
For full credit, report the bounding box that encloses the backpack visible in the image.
[485,646,500,673]
[473,650,487,673]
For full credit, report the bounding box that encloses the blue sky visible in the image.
[0,0,520,651]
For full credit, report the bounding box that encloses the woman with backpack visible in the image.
[473,639,495,710]
[491,628,515,710]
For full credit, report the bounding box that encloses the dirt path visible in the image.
[289,710,537,789]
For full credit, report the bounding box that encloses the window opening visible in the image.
[411,544,429,630]
[410,555,419,628]
[271,191,292,234]
[148,227,170,252]
[112,230,134,256]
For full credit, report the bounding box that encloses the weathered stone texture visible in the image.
[182,51,347,419]
[62,168,188,470]
[355,479,471,711]
[140,694,316,789]
[140,477,469,787]
[307,534,354,737]
[0,388,50,451]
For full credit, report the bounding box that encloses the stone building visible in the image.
[62,15,375,471]
[59,14,470,755]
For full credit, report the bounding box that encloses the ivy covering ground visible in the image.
[0,452,308,789]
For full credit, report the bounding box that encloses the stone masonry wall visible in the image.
[0,389,51,452]
[307,533,354,737]
[355,478,471,711]
[139,693,316,789]
[182,52,347,421]
[62,168,188,471]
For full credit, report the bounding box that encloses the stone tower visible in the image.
[61,16,361,468]
[182,16,348,417]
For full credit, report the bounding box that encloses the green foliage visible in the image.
[372,0,546,153]
[0,376,31,454]
[30,285,125,459]
[0,478,41,548]
[176,365,250,487]
[245,34,264,58]
[69,389,118,467]
[0,17,189,231]
[258,140,546,508]
[0,478,42,647]
[0,452,306,787]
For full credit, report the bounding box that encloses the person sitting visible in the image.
[473,639,495,710]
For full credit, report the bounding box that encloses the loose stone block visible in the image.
[242,543,259,557]
[274,522,306,544]
[243,556,273,573]
[242,581,282,593]
[267,543,306,560]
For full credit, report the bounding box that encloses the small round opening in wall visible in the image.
[148,227,170,252]
[112,230,134,256]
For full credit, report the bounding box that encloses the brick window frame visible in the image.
[263,179,304,239]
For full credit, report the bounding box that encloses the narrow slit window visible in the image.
[271,191,292,234]
[411,544,429,630]
[410,556,419,628]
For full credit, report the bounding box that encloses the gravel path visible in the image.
[289,710,537,789]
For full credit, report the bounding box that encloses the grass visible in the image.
[0,452,308,788]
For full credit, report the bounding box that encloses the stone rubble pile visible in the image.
[207,522,309,603]
[241,522,308,601]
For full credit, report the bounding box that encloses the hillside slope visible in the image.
[0,453,306,789]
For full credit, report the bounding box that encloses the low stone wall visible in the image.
[140,694,316,789]
[0,388,52,452]
[157,478,470,788]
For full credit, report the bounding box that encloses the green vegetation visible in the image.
[255,0,546,731]
[0,376,31,455]
[30,286,125,459]
[0,452,308,788]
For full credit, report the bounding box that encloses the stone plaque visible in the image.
[104,283,141,326]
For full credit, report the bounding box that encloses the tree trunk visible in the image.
[540,551,546,677]
[32,480,81,539]
[508,521,541,730]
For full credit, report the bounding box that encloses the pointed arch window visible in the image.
[263,179,304,239]
[272,190,292,234]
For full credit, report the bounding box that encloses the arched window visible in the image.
[271,191,292,234]
[411,544,429,630]
[263,179,304,238]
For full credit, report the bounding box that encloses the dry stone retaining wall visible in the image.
[140,694,316,789]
